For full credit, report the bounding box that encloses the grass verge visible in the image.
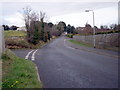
[4,31,26,37]
[2,49,42,88]
[68,40,91,47]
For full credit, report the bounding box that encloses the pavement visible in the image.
[65,38,119,58]
[12,36,118,88]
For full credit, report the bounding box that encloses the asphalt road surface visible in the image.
[12,36,118,88]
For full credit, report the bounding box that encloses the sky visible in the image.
[0,0,119,28]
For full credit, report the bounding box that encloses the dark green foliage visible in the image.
[57,21,66,35]
[2,25,10,30]
[40,21,44,41]
[43,32,48,42]
[96,30,120,35]
[66,24,75,34]
[48,22,53,28]
[10,25,18,30]
[47,31,51,40]
[32,25,39,45]
[67,34,73,38]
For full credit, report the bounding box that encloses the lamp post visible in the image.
[85,10,96,48]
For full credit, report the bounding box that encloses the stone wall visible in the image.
[73,33,120,50]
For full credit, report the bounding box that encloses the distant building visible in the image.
[17,26,27,31]
[64,32,67,35]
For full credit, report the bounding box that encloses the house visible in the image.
[17,26,27,31]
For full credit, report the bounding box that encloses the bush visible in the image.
[96,30,120,35]
[5,37,46,49]
[17,40,29,48]
[67,34,73,38]
[5,38,30,49]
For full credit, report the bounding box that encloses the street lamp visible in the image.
[85,10,96,48]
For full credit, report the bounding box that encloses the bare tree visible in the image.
[22,6,33,42]
[23,6,32,31]
[30,11,39,21]
[40,11,46,22]
[39,11,47,41]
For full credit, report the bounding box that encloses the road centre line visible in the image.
[25,50,34,60]
[31,49,38,61]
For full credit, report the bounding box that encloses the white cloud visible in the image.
[0,0,119,2]
[4,12,25,27]
[1,2,118,27]
[50,6,118,28]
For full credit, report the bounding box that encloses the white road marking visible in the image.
[31,49,38,61]
[35,66,41,83]
[25,50,34,60]
[64,39,74,50]
[64,39,118,58]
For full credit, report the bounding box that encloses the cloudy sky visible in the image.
[0,0,119,28]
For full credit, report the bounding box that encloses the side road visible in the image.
[65,38,119,58]
[12,36,118,88]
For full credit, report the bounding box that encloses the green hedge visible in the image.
[67,34,73,38]
[96,30,120,35]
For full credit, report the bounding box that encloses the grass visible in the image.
[4,30,54,49]
[5,38,45,49]
[4,30,26,37]
[4,30,46,49]
[68,40,91,47]
[2,49,42,88]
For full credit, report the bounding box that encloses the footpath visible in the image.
[65,38,119,58]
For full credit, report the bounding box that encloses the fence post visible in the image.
[118,1,120,49]
[0,26,4,90]
[0,26,5,58]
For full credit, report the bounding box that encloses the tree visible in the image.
[39,11,46,41]
[100,25,104,30]
[2,25,10,30]
[65,24,75,34]
[48,22,53,28]
[47,31,51,40]
[22,6,48,44]
[32,23,39,44]
[103,25,109,30]
[57,21,66,35]
[71,26,75,34]
[94,26,98,30]
[66,24,71,34]
[22,6,32,41]
[47,22,53,39]
[10,25,18,30]
[22,6,47,44]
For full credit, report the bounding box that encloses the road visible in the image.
[12,36,118,88]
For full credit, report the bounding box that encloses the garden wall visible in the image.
[73,33,120,50]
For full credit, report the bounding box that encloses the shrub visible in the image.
[5,37,46,49]
[67,34,73,38]
[96,30,120,35]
